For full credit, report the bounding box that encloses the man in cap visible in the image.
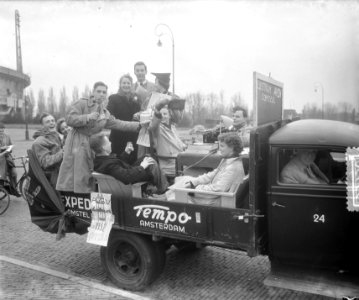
[151,72,172,95]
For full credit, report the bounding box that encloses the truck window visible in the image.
[278,149,346,185]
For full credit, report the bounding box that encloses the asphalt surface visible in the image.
[0,195,331,299]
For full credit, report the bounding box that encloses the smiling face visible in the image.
[160,107,170,125]
[134,64,147,83]
[120,77,132,94]
[93,85,108,103]
[59,121,69,135]
[42,115,56,132]
[219,140,234,158]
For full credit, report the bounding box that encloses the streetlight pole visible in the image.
[155,23,175,94]
[24,94,29,140]
[314,82,324,119]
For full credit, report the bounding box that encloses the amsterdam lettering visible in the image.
[133,204,192,233]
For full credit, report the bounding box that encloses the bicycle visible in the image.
[0,154,29,215]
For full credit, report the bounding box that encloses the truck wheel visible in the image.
[100,231,161,291]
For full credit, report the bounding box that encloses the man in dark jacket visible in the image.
[32,113,63,187]
[90,132,168,192]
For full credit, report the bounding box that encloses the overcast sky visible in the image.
[1,0,358,112]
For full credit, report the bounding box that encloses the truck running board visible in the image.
[264,264,359,298]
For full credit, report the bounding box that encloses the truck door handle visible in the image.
[272,201,286,208]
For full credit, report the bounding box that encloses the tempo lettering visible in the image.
[134,205,192,224]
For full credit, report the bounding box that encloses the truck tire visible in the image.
[100,231,163,291]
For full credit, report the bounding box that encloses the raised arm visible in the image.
[105,114,139,132]
[66,100,90,127]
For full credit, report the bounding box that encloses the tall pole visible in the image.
[15,10,23,73]
[314,82,324,119]
[24,95,29,140]
[155,23,175,94]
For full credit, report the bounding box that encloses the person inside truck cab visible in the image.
[90,132,168,193]
[280,150,329,185]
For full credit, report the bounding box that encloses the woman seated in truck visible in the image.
[90,132,168,193]
[163,132,246,206]
[280,149,329,185]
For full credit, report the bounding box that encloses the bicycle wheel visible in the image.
[0,187,10,215]
[18,175,29,199]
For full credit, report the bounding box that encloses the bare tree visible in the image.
[207,92,218,119]
[324,102,337,120]
[230,92,246,109]
[338,101,353,122]
[47,87,57,116]
[59,87,69,117]
[37,89,46,117]
[27,89,36,119]
[72,86,79,102]
[82,85,91,98]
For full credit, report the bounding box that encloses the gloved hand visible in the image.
[140,156,156,169]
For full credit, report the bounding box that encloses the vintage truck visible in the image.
[24,118,359,297]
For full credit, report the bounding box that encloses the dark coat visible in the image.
[32,129,63,187]
[93,154,151,184]
[107,93,141,162]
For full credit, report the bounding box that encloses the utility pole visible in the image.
[15,10,23,73]
[15,10,29,140]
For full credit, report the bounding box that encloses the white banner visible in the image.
[346,147,359,212]
[86,193,114,246]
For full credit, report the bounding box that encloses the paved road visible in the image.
[0,195,330,299]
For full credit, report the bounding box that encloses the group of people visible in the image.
[1,60,257,206]
[29,61,185,198]
[3,59,338,207]
[25,59,251,204]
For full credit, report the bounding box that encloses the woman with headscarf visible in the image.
[56,81,141,194]
[107,74,141,164]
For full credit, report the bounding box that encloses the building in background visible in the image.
[0,66,30,117]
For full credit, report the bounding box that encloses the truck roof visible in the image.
[269,119,359,147]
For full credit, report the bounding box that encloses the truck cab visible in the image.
[267,119,358,269]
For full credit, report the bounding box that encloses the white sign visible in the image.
[87,193,114,246]
[346,147,359,212]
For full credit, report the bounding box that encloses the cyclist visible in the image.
[0,122,20,196]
